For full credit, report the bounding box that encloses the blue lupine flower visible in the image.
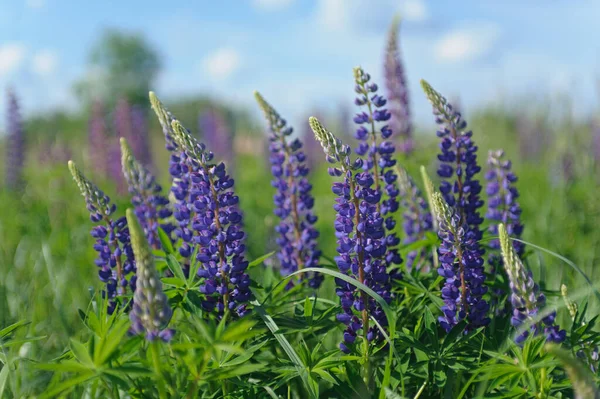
[121,137,174,250]
[422,79,489,331]
[255,92,322,288]
[310,116,393,353]
[397,166,433,270]
[499,224,566,344]
[126,209,174,342]
[384,17,413,154]
[353,67,402,278]
[69,160,136,314]
[5,89,24,190]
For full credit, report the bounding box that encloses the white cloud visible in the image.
[252,0,294,10]
[402,0,428,22]
[202,48,241,81]
[434,24,500,64]
[0,44,26,77]
[26,0,46,9]
[315,0,349,32]
[32,50,58,77]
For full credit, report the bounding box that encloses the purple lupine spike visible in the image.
[499,224,565,344]
[353,67,403,279]
[421,80,489,332]
[121,138,174,250]
[486,150,524,270]
[199,107,233,168]
[115,98,133,142]
[255,92,323,288]
[5,89,25,190]
[69,161,136,314]
[384,18,413,154]
[309,116,393,354]
[126,209,174,341]
[88,101,108,177]
[397,166,433,271]
[130,105,154,169]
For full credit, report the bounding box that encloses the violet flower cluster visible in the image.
[150,93,251,318]
[5,89,25,190]
[485,150,524,271]
[397,166,433,270]
[353,67,402,278]
[199,107,233,168]
[309,116,393,354]
[69,161,136,314]
[255,92,322,288]
[499,224,566,343]
[384,18,413,154]
[126,209,173,342]
[121,138,174,250]
[422,80,489,331]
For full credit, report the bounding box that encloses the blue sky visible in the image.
[1,0,599,130]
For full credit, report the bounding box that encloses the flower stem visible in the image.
[150,341,168,399]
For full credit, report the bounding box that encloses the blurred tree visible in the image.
[74,30,161,107]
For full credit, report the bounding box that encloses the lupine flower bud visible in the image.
[5,89,25,190]
[397,166,433,270]
[422,80,488,331]
[561,284,578,321]
[384,17,413,154]
[431,192,489,331]
[121,138,174,250]
[499,224,565,343]
[255,92,322,288]
[352,67,402,277]
[68,160,136,314]
[310,117,393,353]
[126,209,174,341]
[199,107,233,168]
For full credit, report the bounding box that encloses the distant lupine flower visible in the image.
[121,137,174,250]
[499,224,566,343]
[152,93,251,318]
[485,150,524,270]
[68,160,136,314]
[126,209,173,341]
[5,89,25,190]
[310,116,392,353]
[353,67,402,277]
[255,92,323,288]
[150,93,195,265]
[384,17,413,154]
[397,166,433,270]
[199,107,233,168]
[431,192,489,331]
[422,80,488,331]
[88,100,108,178]
[130,104,154,169]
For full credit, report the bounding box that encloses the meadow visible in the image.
[1,23,600,399]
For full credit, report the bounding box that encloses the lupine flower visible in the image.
[422,80,488,331]
[255,92,322,288]
[199,107,233,168]
[499,223,566,343]
[309,116,392,354]
[68,160,136,314]
[397,166,433,270]
[130,104,154,169]
[151,92,251,318]
[486,150,524,272]
[88,100,108,178]
[353,67,402,278]
[150,93,195,267]
[431,192,489,331]
[126,209,173,341]
[384,17,413,154]
[5,89,25,190]
[121,137,174,250]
